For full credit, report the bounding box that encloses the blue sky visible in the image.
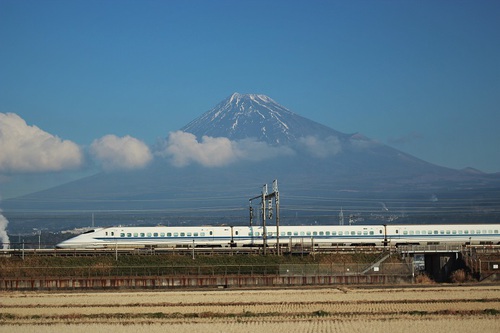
[1,0,500,198]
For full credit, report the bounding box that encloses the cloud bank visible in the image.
[297,135,342,158]
[90,134,153,171]
[1,113,346,176]
[157,131,294,167]
[0,113,83,173]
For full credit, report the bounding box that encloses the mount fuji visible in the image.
[4,93,500,230]
[182,92,346,144]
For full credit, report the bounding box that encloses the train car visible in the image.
[56,223,500,249]
[385,224,500,246]
[56,224,387,249]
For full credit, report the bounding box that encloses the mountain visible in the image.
[182,93,346,144]
[180,93,475,182]
[4,93,500,231]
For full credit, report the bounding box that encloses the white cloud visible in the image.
[90,134,153,171]
[158,131,238,167]
[234,138,295,161]
[158,131,294,167]
[298,135,342,158]
[0,113,83,173]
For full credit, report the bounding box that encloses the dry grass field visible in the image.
[1,286,499,332]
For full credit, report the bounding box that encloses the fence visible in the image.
[0,263,411,279]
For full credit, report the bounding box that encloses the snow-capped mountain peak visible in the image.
[181,93,344,145]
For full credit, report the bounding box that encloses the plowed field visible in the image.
[1,286,499,332]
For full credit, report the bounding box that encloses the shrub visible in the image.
[415,273,435,284]
[450,269,471,283]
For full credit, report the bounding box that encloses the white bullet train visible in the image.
[56,224,500,249]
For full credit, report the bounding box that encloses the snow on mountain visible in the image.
[181,92,347,145]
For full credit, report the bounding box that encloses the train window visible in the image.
[127,233,131,237]
[280,232,286,236]
[312,232,317,236]
[395,230,399,234]
[111,232,114,236]
[476,230,480,234]
[235,231,238,236]
[194,232,198,237]
[105,232,108,236]
[464,230,469,234]
[173,232,179,237]
[363,231,368,235]
[300,232,305,236]
[153,233,158,237]
[482,230,487,234]
[249,232,253,236]
[338,231,342,236]
[147,233,152,237]
[357,231,362,235]
[210,231,213,236]
[120,233,125,237]
[294,232,299,236]
[446,230,450,235]
[255,232,260,236]
[415,231,420,235]
[452,230,457,235]
[319,231,324,236]
[140,233,145,237]
[326,231,330,236]
[167,233,172,237]
[428,230,433,235]
[180,232,185,237]
[403,231,408,235]
[351,231,356,236]
[200,232,205,236]
[458,230,462,234]
[160,233,165,237]
[187,232,191,237]
[306,232,311,236]
[370,231,374,235]
[379,230,383,234]
[440,230,444,235]
[409,231,414,235]
[495,230,499,234]
[488,230,493,234]
[287,232,292,236]
[133,233,138,237]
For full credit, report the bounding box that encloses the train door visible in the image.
[206,228,214,245]
[229,226,236,247]
[385,225,401,246]
[383,225,388,247]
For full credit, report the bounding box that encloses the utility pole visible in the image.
[262,184,267,255]
[249,180,280,255]
[273,180,280,255]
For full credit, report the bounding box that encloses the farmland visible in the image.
[1,286,499,332]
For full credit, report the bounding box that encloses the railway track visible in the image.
[2,245,499,258]
[1,245,389,257]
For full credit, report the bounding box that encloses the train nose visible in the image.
[55,239,73,249]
